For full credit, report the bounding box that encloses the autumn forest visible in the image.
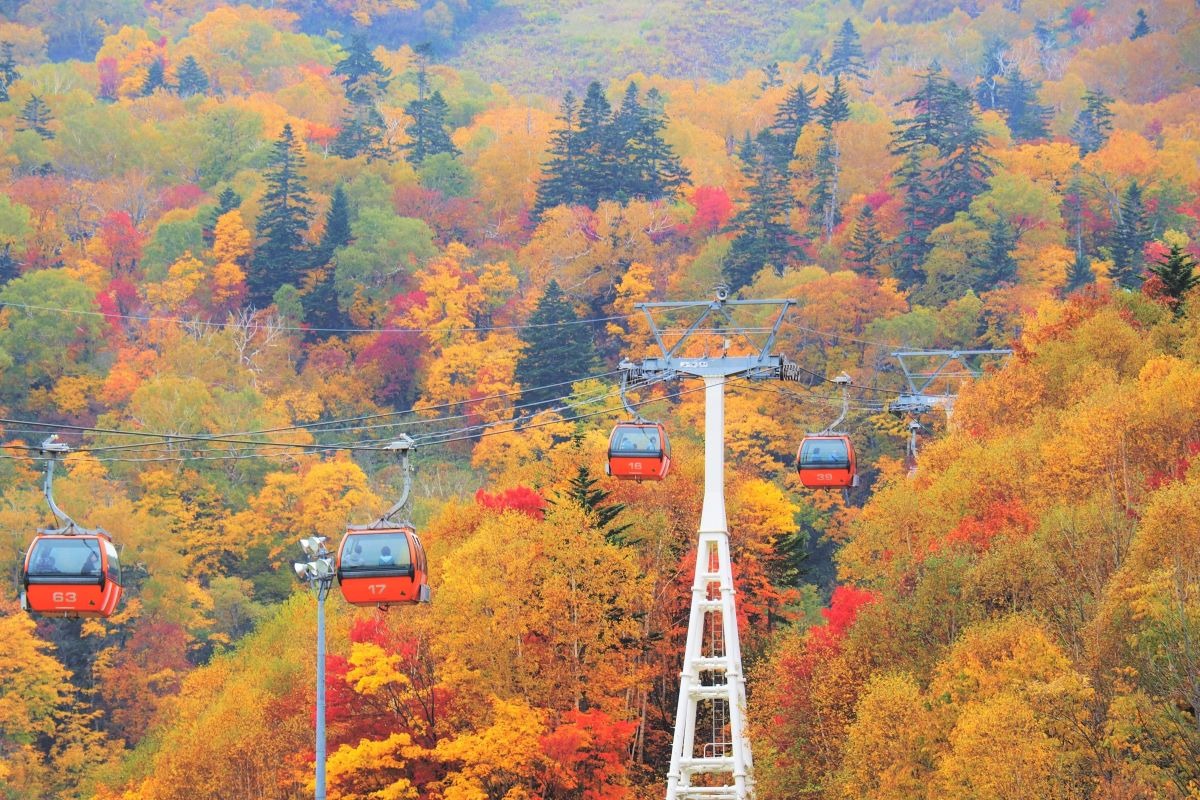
[1,0,1200,798]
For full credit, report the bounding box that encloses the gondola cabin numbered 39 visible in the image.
[22,533,124,618]
[607,422,672,481]
[796,434,858,489]
[336,525,430,608]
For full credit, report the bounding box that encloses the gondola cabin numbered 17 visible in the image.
[22,532,124,618]
[607,422,672,481]
[336,524,430,608]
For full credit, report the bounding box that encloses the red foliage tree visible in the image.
[475,485,547,519]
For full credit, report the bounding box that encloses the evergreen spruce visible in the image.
[817,75,851,129]
[811,76,851,241]
[724,133,794,291]
[1070,89,1114,156]
[1131,8,1150,40]
[1110,181,1150,288]
[611,82,649,198]
[515,280,598,409]
[204,187,242,246]
[1064,250,1095,294]
[575,81,619,207]
[533,82,690,218]
[614,85,691,201]
[175,55,209,98]
[402,84,459,166]
[332,35,393,161]
[215,187,242,218]
[997,67,1051,141]
[333,35,391,103]
[893,147,932,289]
[846,204,883,277]
[0,41,19,103]
[532,91,583,220]
[0,243,19,285]
[140,58,167,96]
[18,94,54,139]
[760,61,782,90]
[303,187,353,339]
[981,216,1018,285]
[768,83,817,169]
[1148,243,1199,314]
[628,87,690,201]
[828,19,868,81]
[248,123,314,307]
[557,465,632,545]
[890,66,992,286]
[930,79,993,218]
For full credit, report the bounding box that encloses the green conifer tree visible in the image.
[817,75,851,129]
[997,67,1050,141]
[175,55,209,98]
[1148,243,1198,315]
[980,216,1018,285]
[1063,250,1095,294]
[18,94,54,139]
[1131,8,1150,40]
[140,58,166,96]
[614,84,690,202]
[724,133,794,291]
[575,81,619,207]
[760,61,782,90]
[0,41,20,103]
[828,19,868,81]
[248,123,314,307]
[846,204,883,277]
[555,465,632,544]
[1110,181,1150,288]
[532,91,582,220]
[0,243,19,285]
[333,35,391,103]
[332,35,393,161]
[515,280,598,409]
[768,82,817,169]
[891,66,992,286]
[403,86,458,166]
[203,187,242,245]
[1070,89,1114,156]
[303,185,353,339]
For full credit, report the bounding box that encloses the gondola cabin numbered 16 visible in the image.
[336,525,430,608]
[22,532,124,618]
[607,422,672,481]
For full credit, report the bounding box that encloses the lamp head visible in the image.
[292,562,311,581]
[299,536,327,558]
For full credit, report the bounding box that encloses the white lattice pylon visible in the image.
[665,377,754,800]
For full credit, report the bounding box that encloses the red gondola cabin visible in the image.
[607,422,671,481]
[796,435,858,489]
[336,525,430,607]
[21,533,123,618]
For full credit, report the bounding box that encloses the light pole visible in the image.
[293,536,335,800]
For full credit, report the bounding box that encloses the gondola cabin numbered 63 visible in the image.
[607,422,672,481]
[22,533,123,618]
[336,525,430,608]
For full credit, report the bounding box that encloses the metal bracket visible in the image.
[366,435,416,528]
